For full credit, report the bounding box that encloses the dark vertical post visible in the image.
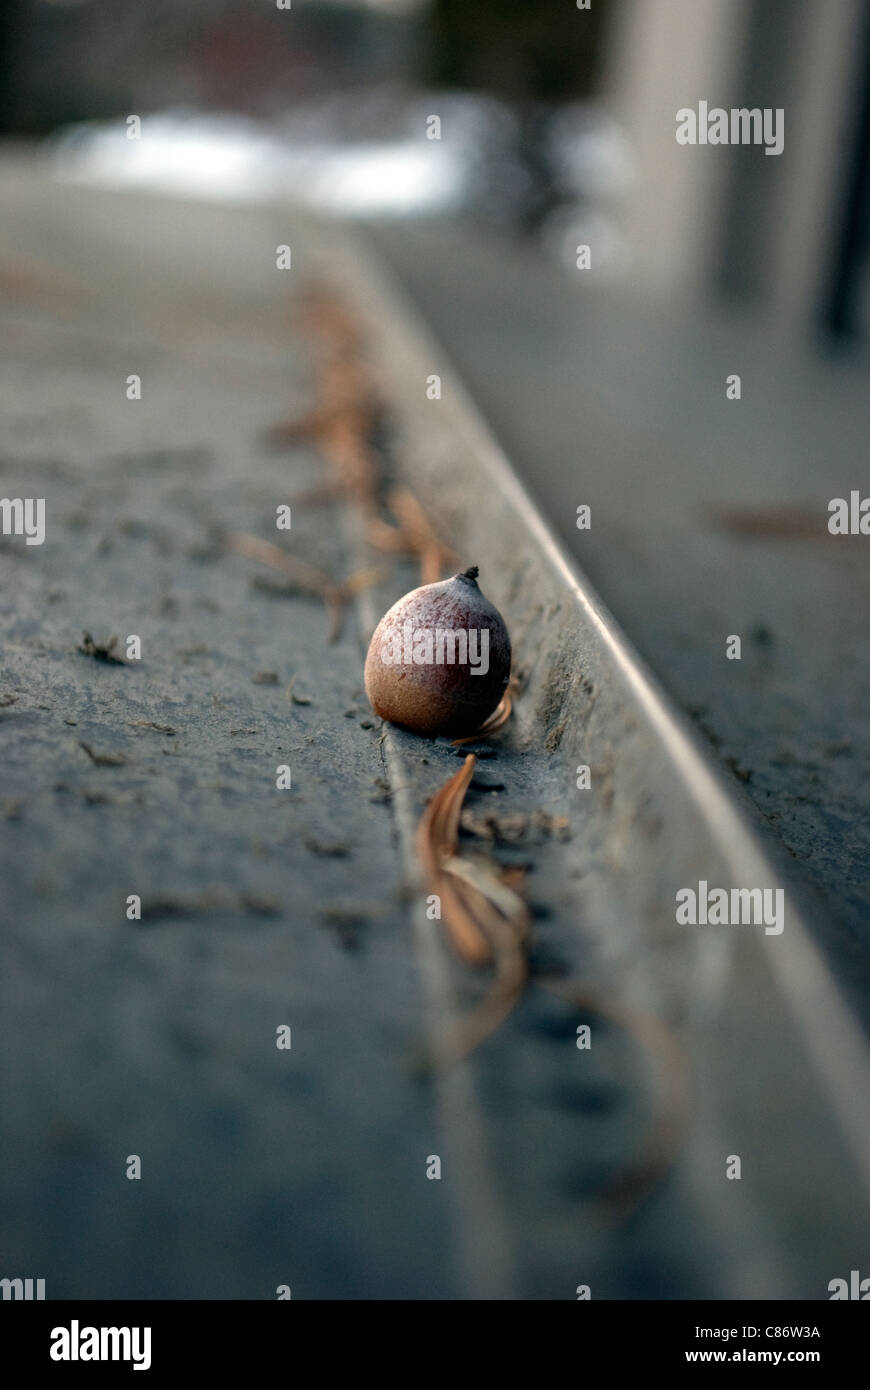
[713,0,804,306]
[821,0,870,341]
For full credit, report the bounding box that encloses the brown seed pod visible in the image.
[364,567,511,738]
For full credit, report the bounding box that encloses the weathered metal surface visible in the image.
[365,218,870,1033]
[325,214,870,1297]
[1,168,868,1300]
[0,172,455,1299]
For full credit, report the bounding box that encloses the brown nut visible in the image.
[364,567,511,737]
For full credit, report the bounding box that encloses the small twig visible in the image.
[79,741,126,767]
[77,631,125,664]
[227,531,382,643]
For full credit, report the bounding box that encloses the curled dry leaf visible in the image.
[417,755,489,964]
[451,685,514,746]
[416,754,531,1066]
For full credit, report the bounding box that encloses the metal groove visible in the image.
[314,210,870,1293]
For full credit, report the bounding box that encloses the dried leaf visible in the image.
[451,687,513,746]
[417,756,490,964]
[416,755,532,1066]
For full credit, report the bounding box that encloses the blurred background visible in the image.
[2,0,870,1012]
[2,0,870,340]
